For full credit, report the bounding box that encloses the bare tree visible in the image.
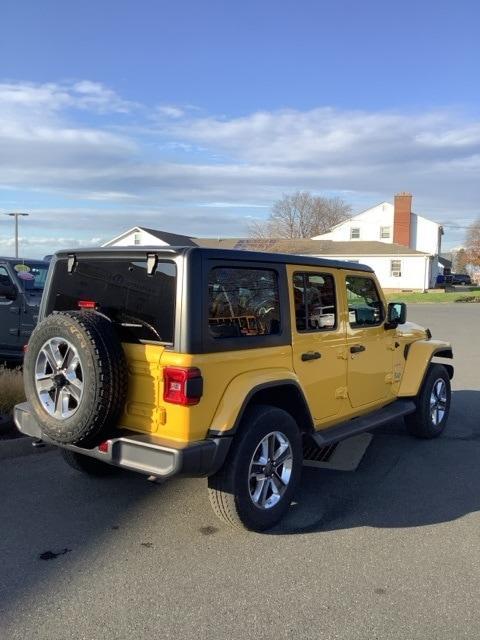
[248,191,351,239]
[451,247,469,273]
[466,219,480,267]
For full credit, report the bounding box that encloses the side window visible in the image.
[346,276,385,327]
[293,272,337,332]
[0,266,15,301]
[0,266,12,289]
[208,268,280,339]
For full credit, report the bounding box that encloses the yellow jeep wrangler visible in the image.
[15,247,453,531]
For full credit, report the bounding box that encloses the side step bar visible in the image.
[311,399,416,447]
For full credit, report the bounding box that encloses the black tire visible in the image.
[405,363,451,439]
[208,405,302,531]
[60,449,118,476]
[24,311,128,447]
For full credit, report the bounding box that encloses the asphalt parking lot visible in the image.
[1,304,479,640]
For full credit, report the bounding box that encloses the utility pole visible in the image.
[3,212,29,258]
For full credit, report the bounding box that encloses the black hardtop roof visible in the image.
[0,257,49,265]
[53,245,373,273]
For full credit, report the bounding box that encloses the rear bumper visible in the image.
[14,402,232,479]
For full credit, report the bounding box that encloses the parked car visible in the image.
[451,273,472,285]
[436,273,472,287]
[0,257,50,363]
[15,247,453,530]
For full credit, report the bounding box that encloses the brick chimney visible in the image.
[393,192,412,247]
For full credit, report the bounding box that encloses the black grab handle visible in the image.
[301,351,322,361]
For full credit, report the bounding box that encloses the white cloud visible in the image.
[156,105,186,119]
[0,80,479,256]
[0,80,135,115]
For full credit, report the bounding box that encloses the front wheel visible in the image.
[405,364,451,438]
[208,405,302,531]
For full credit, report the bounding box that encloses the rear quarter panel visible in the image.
[159,345,294,443]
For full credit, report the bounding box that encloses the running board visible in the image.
[311,399,416,447]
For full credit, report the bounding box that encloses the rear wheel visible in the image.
[208,405,302,531]
[405,364,451,438]
[60,449,118,476]
[24,311,128,447]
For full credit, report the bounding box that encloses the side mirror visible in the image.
[0,282,17,300]
[386,302,407,327]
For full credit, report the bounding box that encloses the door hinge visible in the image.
[335,387,348,399]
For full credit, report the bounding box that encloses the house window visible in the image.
[134,232,141,245]
[390,260,402,277]
[380,226,391,239]
[350,227,360,239]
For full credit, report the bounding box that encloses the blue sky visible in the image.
[1,0,479,255]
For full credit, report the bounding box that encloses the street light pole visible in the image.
[3,212,29,258]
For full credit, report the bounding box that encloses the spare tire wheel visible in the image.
[24,311,128,447]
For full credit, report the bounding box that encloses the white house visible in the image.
[313,192,443,284]
[103,194,443,290]
[102,226,196,248]
[311,193,444,288]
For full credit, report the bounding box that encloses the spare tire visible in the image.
[24,311,128,447]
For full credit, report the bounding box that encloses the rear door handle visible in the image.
[301,351,321,361]
[350,344,366,354]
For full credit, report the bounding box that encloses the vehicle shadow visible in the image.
[0,456,157,628]
[271,390,480,535]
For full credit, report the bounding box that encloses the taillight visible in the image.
[78,300,97,310]
[163,367,203,406]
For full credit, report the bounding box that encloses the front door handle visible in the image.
[301,351,321,361]
[350,344,366,354]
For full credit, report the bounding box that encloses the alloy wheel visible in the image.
[34,337,84,419]
[430,378,447,426]
[248,431,293,510]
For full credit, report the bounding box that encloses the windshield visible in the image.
[12,262,49,291]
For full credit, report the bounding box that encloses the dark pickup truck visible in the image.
[0,258,49,363]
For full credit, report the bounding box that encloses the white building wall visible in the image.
[103,229,169,247]
[411,214,442,255]
[310,254,433,290]
[314,203,442,256]
[314,203,394,243]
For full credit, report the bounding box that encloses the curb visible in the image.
[0,437,55,460]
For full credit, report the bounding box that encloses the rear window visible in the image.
[208,267,280,339]
[47,258,176,344]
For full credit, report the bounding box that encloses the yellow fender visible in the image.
[397,339,453,397]
[209,368,306,434]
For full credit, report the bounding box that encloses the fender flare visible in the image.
[398,340,453,398]
[208,369,313,436]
